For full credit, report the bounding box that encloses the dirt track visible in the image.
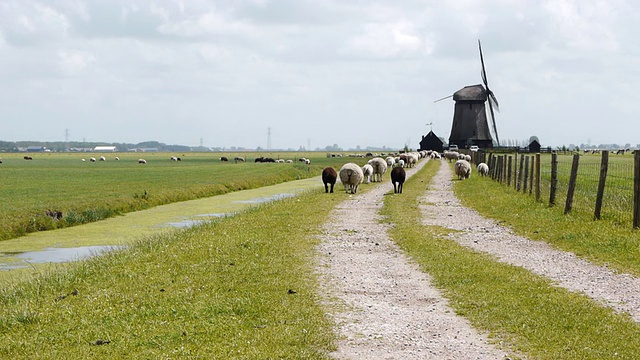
[317,157,640,359]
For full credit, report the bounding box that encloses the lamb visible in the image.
[477,162,489,177]
[454,159,472,180]
[362,164,374,184]
[339,163,364,194]
[138,159,147,164]
[368,157,388,182]
[321,167,338,193]
[390,166,406,194]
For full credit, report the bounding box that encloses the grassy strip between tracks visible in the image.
[0,184,357,358]
[381,159,640,360]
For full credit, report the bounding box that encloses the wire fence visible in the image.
[476,151,640,228]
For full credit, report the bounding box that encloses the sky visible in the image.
[1,0,640,150]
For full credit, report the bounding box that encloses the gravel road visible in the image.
[316,157,640,359]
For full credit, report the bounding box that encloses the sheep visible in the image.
[454,159,472,180]
[234,157,245,163]
[368,157,388,182]
[477,162,489,177]
[362,164,374,184]
[397,159,405,168]
[385,156,395,167]
[138,158,147,164]
[90,157,96,162]
[81,158,85,162]
[305,158,311,165]
[115,157,120,161]
[99,156,106,161]
[339,163,364,194]
[286,159,293,163]
[220,157,229,162]
[464,154,471,162]
[443,151,459,162]
[23,156,33,160]
[171,156,178,161]
[390,166,406,194]
[322,167,338,193]
[0,157,2,164]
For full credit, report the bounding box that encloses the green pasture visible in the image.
[0,152,365,241]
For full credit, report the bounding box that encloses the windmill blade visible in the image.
[478,39,489,88]
[434,94,453,103]
[488,91,500,112]
[486,94,500,146]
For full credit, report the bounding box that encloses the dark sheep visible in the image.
[390,166,406,194]
[23,156,33,160]
[220,157,228,161]
[322,167,338,193]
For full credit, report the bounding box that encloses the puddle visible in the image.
[165,213,230,228]
[14,245,124,265]
[234,193,296,204]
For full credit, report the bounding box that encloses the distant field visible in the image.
[0,151,364,241]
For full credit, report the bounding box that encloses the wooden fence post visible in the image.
[594,150,609,220]
[634,151,640,229]
[517,154,525,191]
[535,153,541,202]
[529,155,535,195]
[523,156,530,193]
[502,156,508,183]
[507,156,513,187]
[550,152,558,206]
[514,152,519,189]
[564,154,580,215]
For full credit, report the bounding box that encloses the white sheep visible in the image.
[464,154,471,162]
[99,156,106,161]
[368,157,388,182]
[286,159,293,163]
[362,164,374,184]
[138,158,147,164]
[339,163,364,194]
[115,157,120,161]
[397,159,405,168]
[477,162,489,176]
[454,159,472,180]
[305,158,311,165]
[89,157,96,162]
[385,156,395,167]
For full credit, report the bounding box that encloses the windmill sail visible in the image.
[478,39,500,146]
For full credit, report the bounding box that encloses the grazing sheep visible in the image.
[81,158,85,162]
[443,151,459,162]
[220,157,229,162]
[464,154,471,162]
[138,158,147,164]
[23,156,33,160]
[368,157,388,182]
[115,157,120,161]
[362,164,374,184]
[339,163,364,194]
[234,157,245,163]
[390,166,406,194]
[305,158,311,165]
[171,156,178,161]
[90,157,96,162]
[286,159,293,163]
[99,156,106,161]
[0,157,2,164]
[454,159,472,180]
[321,167,338,193]
[477,162,489,177]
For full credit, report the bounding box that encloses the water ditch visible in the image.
[0,179,319,276]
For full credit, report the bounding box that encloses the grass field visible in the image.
[0,152,365,241]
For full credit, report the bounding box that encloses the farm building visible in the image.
[529,139,541,153]
[94,146,117,152]
[26,146,47,152]
[419,131,444,152]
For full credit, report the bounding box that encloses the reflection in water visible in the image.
[6,245,125,268]
[234,193,296,204]
[165,213,229,229]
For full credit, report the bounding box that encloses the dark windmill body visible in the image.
[439,40,500,149]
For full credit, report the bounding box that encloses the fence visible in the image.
[473,150,640,229]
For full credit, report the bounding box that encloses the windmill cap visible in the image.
[453,84,487,101]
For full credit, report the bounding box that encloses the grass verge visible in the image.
[381,159,640,359]
[454,166,640,277]
[0,186,350,358]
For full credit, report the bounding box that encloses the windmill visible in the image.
[435,40,500,149]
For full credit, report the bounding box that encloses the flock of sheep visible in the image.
[321,149,491,195]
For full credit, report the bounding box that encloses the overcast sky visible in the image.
[1,0,639,150]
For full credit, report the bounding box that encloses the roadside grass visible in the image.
[381,159,640,359]
[0,184,350,358]
[0,152,358,241]
[454,161,640,278]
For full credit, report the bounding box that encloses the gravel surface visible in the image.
[317,159,510,359]
[317,157,640,359]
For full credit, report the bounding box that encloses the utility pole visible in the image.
[267,127,272,150]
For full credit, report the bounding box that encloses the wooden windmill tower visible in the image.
[436,40,500,149]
